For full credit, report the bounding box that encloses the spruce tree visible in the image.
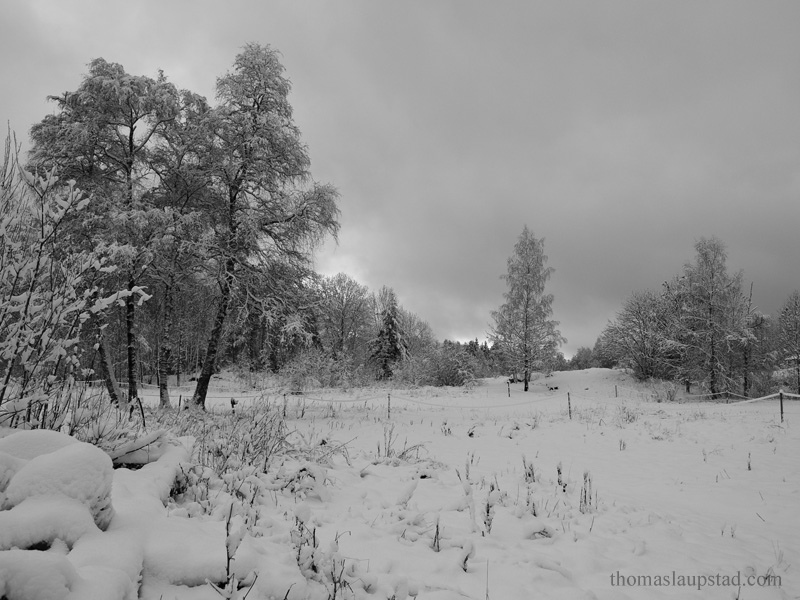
[370,288,407,379]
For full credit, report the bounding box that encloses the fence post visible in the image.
[568,392,572,420]
[507,380,511,398]
[388,393,391,419]
[283,393,287,419]
[780,390,784,423]
[615,385,618,398]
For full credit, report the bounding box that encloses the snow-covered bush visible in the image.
[0,133,130,430]
[278,348,372,390]
[394,343,478,387]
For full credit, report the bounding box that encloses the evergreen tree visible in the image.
[370,288,407,379]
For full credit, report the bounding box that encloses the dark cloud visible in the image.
[3,0,798,356]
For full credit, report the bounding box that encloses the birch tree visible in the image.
[666,237,746,397]
[190,43,339,409]
[28,59,179,405]
[490,226,563,391]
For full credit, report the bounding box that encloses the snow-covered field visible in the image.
[1,368,798,599]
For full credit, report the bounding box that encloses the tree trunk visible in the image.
[795,358,799,395]
[176,332,182,387]
[97,325,124,409]
[125,276,139,403]
[742,344,750,398]
[192,280,231,410]
[709,335,717,398]
[158,282,175,408]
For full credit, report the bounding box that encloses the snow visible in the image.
[0,497,99,550]
[0,550,78,600]
[0,368,798,599]
[0,429,79,460]
[2,438,115,530]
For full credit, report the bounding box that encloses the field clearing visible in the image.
[141,369,799,599]
[2,368,798,599]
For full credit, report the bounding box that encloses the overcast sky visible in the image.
[2,1,799,357]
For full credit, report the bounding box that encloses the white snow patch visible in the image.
[0,496,99,550]
[0,429,78,460]
[2,441,114,530]
[0,549,79,600]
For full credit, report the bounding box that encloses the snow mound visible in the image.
[0,549,79,600]
[2,435,115,530]
[0,429,79,460]
[0,451,26,491]
[0,432,193,600]
[0,496,100,550]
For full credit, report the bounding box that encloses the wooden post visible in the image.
[507,380,511,398]
[388,393,391,419]
[283,393,287,419]
[780,390,784,423]
[615,385,618,398]
[568,392,572,420]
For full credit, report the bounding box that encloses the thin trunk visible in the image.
[709,341,717,397]
[742,344,750,398]
[193,183,240,410]
[125,276,138,403]
[158,282,175,408]
[795,357,799,395]
[192,273,232,410]
[97,325,124,408]
[176,332,182,387]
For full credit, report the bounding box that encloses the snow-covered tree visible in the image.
[318,273,372,361]
[599,288,680,380]
[778,290,800,394]
[190,43,339,408]
[28,58,180,405]
[0,133,128,424]
[667,237,746,397]
[370,287,407,379]
[490,226,563,391]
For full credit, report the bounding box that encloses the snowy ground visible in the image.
[1,368,798,599]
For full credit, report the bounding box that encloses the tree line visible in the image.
[592,236,800,397]
[1,43,341,416]
[0,42,525,421]
[3,42,795,425]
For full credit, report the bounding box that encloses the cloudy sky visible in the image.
[2,1,799,357]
